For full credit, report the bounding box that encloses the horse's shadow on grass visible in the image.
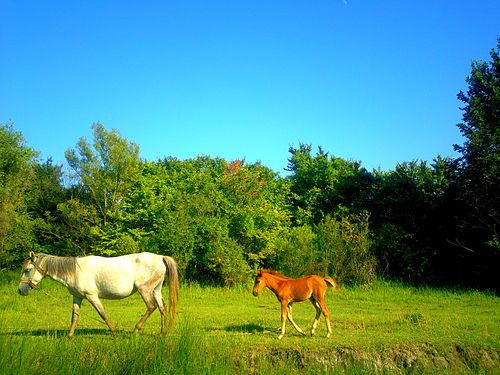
[3,328,116,337]
[223,323,274,334]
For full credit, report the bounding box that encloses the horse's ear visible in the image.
[29,251,36,262]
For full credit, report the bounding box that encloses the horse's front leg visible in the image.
[278,300,288,339]
[287,304,306,336]
[69,296,82,338]
[86,295,117,333]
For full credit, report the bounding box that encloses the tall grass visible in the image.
[0,272,498,374]
[0,321,236,374]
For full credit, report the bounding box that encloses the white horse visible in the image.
[18,251,179,337]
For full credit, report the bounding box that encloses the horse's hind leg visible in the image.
[316,294,332,338]
[69,296,82,338]
[135,288,157,333]
[309,297,322,336]
[86,295,117,333]
[287,304,306,336]
[153,284,167,333]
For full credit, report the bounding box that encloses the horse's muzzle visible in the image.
[252,290,259,297]
[18,284,31,296]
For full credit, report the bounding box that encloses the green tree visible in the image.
[316,213,376,286]
[275,224,317,277]
[454,39,499,252]
[26,158,70,256]
[0,123,38,268]
[448,39,500,287]
[122,156,291,285]
[286,144,372,224]
[222,159,291,267]
[64,123,143,254]
[27,159,66,217]
[369,159,454,283]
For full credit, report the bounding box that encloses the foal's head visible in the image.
[252,270,267,297]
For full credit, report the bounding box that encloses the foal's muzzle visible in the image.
[252,290,259,297]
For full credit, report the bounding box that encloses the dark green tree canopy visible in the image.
[453,39,499,252]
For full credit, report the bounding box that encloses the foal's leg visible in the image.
[287,304,306,336]
[316,294,332,338]
[135,288,157,333]
[69,296,82,338]
[309,297,322,336]
[278,300,289,339]
[86,294,117,333]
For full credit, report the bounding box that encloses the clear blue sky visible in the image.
[1,1,498,173]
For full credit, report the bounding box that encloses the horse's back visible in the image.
[75,252,166,299]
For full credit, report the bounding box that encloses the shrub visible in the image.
[276,224,318,277]
[205,236,250,286]
[316,213,376,285]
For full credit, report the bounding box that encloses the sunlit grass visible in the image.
[0,273,498,374]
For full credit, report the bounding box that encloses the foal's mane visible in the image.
[36,253,77,279]
[258,269,293,279]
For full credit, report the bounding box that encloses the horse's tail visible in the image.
[163,256,179,327]
[324,276,340,291]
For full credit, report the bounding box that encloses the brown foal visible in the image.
[252,269,339,339]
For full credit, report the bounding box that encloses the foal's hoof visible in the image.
[278,334,284,340]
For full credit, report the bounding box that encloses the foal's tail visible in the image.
[324,276,340,291]
[163,256,179,327]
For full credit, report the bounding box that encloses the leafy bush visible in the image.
[276,225,318,277]
[275,214,376,286]
[205,236,250,286]
[316,213,376,285]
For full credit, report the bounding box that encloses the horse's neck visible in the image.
[42,256,75,288]
[265,275,285,296]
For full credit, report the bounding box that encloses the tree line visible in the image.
[1,41,498,289]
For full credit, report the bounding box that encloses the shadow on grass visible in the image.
[223,323,274,334]
[1,328,118,337]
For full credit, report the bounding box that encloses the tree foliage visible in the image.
[286,144,372,224]
[0,123,38,267]
[454,40,499,252]
[64,123,142,255]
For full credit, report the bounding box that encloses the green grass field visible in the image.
[0,272,498,374]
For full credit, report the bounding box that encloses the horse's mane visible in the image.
[258,269,293,279]
[36,253,77,279]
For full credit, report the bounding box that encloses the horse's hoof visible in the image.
[278,334,284,340]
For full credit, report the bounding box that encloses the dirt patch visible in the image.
[244,344,500,373]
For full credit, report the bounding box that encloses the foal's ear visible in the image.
[29,251,36,262]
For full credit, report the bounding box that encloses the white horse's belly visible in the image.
[95,278,136,299]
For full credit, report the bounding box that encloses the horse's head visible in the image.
[252,270,266,297]
[18,251,46,296]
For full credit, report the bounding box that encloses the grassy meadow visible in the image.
[0,271,498,374]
